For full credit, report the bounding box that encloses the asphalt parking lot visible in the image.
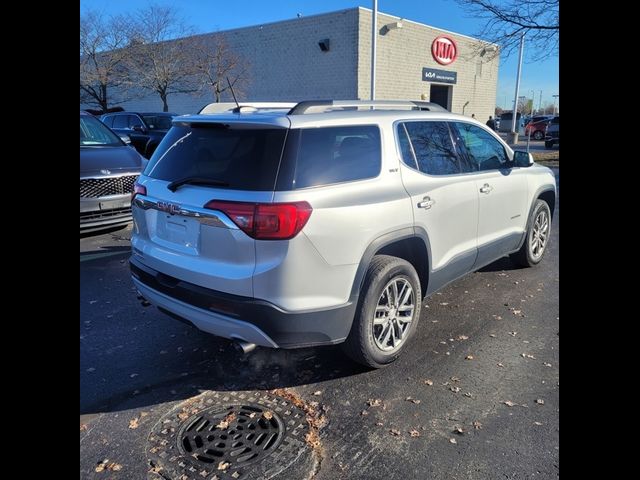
[80,169,559,479]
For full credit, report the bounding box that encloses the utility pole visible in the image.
[552,94,559,115]
[538,90,543,115]
[371,0,377,101]
[508,33,525,144]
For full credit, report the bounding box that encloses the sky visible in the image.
[80,0,559,110]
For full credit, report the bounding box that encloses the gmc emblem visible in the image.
[157,202,181,215]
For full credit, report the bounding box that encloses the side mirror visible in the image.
[513,150,534,167]
[132,125,146,133]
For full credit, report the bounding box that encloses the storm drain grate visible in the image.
[179,403,284,467]
[147,390,314,480]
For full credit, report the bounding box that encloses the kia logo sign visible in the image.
[432,35,457,65]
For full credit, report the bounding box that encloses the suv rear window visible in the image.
[277,125,381,189]
[144,124,287,191]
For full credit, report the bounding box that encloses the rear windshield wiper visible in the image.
[167,177,230,192]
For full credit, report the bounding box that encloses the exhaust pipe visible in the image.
[233,341,257,354]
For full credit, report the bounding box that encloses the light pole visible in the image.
[509,33,525,144]
[530,90,535,115]
[552,94,559,116]
[539,90,543,114]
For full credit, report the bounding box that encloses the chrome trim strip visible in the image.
[132,195,238,229]
[80,172,141,180]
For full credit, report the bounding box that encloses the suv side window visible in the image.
[129,115,144,129]
[453,122,509,171]
[101,115,114,128]
[290,125,381,189]
[112,114,128,129]
[399,121,460,175]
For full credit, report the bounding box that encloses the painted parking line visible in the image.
[80,250,130,263]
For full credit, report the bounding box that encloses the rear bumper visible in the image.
[130,257,355,348]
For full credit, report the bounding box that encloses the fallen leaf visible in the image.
[178,411,189,421]
[440,341,448,345]
[445,352,451,355]
[424,379,434,386]
[503,400,516,407]
[465,355,474,360]
[367,399,382,407]
[473,421,482,429]
[454,426,464,434]
[361,410,368,416]
[489,333,497,338]
[533,421,543,426]
[232,472,240,479]
[405,397,421,404]
[80,424,88,431]
[457,335,469,341]
[512,310,522,315]
[129,373,139,378]
[463,392,473,398]
[495,316,503,320]
[497,363,505,368]
[509,331,518,336]
[449,438,457,444]
[262,411,273,420]
[521,353,536,359]
[450,386,461,393]
[216,413,237,429]
[217,461,231,471]
[313,390,322,396]
[409,429,421,437]
[199,470,209,477]
[375,422,384,426]
[450,376,460,382]
[543,362,552,367]
[535,399,545,405]
[248,412,256,418]
[128,418,139,429]
[440,302,449,306]
[89,300,98,304]
[390,428,401,436]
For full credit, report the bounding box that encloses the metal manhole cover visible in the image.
[147,391,314,480]
[178,403,285,467]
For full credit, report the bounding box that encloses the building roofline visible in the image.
[357,6,498,47]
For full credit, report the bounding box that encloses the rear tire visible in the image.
[533,130,544,140]
[342,255,422,368]
[510,199,552,267]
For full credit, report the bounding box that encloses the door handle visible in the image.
[417,196,435,209]
[479,183,493,194]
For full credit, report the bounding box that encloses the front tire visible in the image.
[342,255,422,368]
[510,199,552,267]
[533,130,544,140]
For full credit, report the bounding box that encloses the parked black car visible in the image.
[80,112,145,232]
[544,116,559,149]
[100,112,177,158]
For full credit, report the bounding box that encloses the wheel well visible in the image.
[538,190,556,219]
[376,237,429,297]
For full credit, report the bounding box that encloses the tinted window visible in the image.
[401,121,460,175]
[454,122,509,171]
[144,124,287,191]
[287,126,381,189]
[112,115,128,129]
[80,115,122,147]
[143,115,174,130]
[129,115,144,129]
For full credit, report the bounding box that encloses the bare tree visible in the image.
[192,34,251,103]
[456,0,559,60]
[80,10,133,111]
[127,5,199,112]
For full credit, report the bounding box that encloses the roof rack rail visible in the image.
[287,100,448,115]
[199,102,297,114]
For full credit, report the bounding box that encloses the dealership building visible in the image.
[99,7,499,121]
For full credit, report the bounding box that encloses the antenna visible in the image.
[227,77,240,110]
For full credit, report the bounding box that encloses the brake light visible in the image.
[204,200,312,240]
[132,183,146,201]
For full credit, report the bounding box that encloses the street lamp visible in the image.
[530,90,535,114]
[552,94,559,116]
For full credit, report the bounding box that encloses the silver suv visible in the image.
[130,100,556,368]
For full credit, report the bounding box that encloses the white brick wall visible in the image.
[81,7,498,120]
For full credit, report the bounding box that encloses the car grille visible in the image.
[80,206,132,221]
[80,175,138,198]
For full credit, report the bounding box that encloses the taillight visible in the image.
[204,200,312,240]
[132,183,146,201]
